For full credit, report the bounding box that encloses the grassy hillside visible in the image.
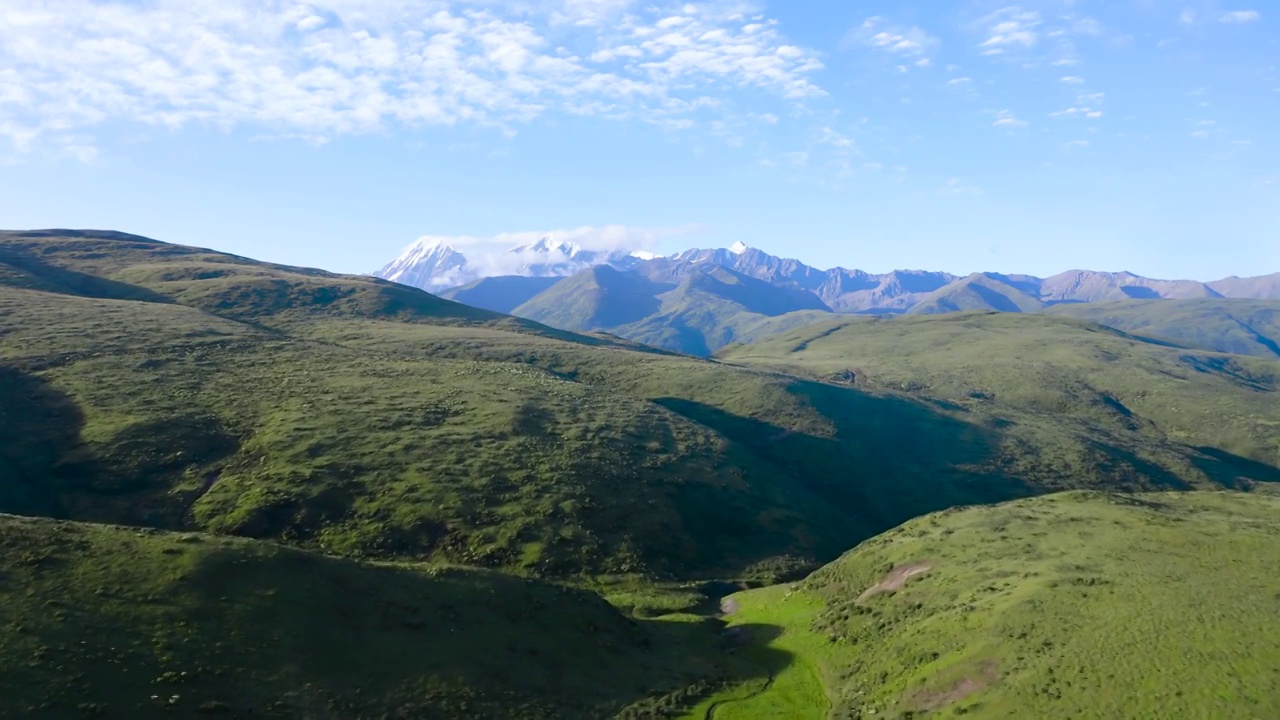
[15,232,1279,585]
[513,265,667,331]
[1045,298,1280,359]
[513,264,832,355]
[908,273,1046,315]
[0,230,1037,583]
[0,514,754,720]
[719,312,1280,478]
[700,490,1280,719]
[440,275,562,314]
[0,233,853,579]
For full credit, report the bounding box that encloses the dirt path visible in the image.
[910,659,1000,712]
[857,562,932,602]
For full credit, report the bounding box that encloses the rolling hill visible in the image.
[1045,298,1280,359]
[701,490,1280,719]
[439,275,563,314]
[0,513,753,720]
[8,229,1280,717]
[718,311,1280,477]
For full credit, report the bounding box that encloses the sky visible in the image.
[0,0,1276,281]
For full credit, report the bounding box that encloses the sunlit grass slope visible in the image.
[719,311,1280,476]
[706,490,1280,719]
[1045,297,1280,359]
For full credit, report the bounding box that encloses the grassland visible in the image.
[700,490,1280,719]
[1045,298,1280,359]
[719,312,1280,477]
[0,513,770,719]
[7,230,1280,718]
[17,232,1273,584]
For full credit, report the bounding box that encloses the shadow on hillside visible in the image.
[0,367,238,528]
[655,378,1036,553]
[0,245,173,303]
[0,367,87,517]
[166,552,793,719]
[1193,446,1280,488]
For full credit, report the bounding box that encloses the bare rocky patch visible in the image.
[857,562,932,602]
[908,659,1000,712]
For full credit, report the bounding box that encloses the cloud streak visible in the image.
[0,0,824,157]
[1219,10,1261,24]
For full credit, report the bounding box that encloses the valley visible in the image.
[3,229,1280,718]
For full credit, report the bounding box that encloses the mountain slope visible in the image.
[706,490,1280,718]
[0,514,742,720]
[15,231,1280,586]
[513,265,669,330]
[0,230,1048,582]
[513,264,831,355]
[1039,269,1222,302]
[719,312,1280,476]
[1211,273,1280,299]
[909,273,1047,315]
[440,275,564,314]
[1045,298,1280,359]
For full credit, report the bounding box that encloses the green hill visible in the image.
[718,312,1280,479]
[9,232,1280,583]
[439,275,563,314]
[1045,298,1280,359]
[908,273,1046,315]
[699,490,1280,719]
[513,265,667,330]
[0,514,754,720]
[513,264,832,355]
[7,230,1280,718]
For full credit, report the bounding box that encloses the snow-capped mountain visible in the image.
[374,234,648,292]
[375,239,469,292]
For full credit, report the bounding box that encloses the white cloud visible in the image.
[1064,139,1090,151]
[1180,9,1197,26]
[1060,76,1084,84]
[1219,10,1261,24]
[993,109,1028,128]
[844,16,937,59]
[408,223,696,277]
[976,7,1042,54]
[946,77,973,85]
[0,0,824,156]
[1050,106,1103,118]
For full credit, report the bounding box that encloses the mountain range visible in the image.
[7,228,1280,718]
[375,237,1280,355]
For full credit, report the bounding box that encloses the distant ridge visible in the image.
[375,237,1280,355]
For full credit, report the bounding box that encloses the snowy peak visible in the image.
[510,235,583,258]
[374,233,641,292]
[376,238,468,292]
[729,241,749,255]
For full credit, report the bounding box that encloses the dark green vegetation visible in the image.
[0,514,757,719]
[711,490,1280,718]
[1046,298,1280,359]
[6,230,1280,718]
[720,311,1280,482]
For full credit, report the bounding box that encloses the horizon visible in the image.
[380,229,1274,282]
[1,1,1276,282]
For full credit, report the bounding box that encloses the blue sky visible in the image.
[0,0,1275,280]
